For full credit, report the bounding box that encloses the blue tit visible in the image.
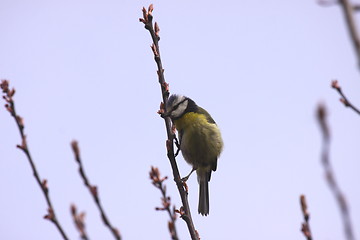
[164,94,223,216]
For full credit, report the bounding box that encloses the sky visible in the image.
[1,1,360,240]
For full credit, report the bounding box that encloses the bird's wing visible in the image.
[178,129,184,146]
[197,107,216,124]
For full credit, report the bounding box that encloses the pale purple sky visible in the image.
[1,1,360,239]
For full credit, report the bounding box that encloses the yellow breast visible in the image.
[173,112,223,169]
[174,112,208,131]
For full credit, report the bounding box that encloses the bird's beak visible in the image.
[161,111,171,118]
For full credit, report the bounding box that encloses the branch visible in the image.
[0,80,69,240]
[317,103,355,240]
[318,0,338,6]
[331,80,360,115]
[320,0,360,68]
[353,4,360,11]
[71,140,121,240]
[338,0,360,69]
[71,204,89,240]
[299,195,313,240]
[140,5,199,240]
[149,166,179,240]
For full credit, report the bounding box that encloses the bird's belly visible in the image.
[180,124,221,168]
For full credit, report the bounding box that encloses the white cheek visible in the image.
[171,100,188,118]
[171,108,183,118]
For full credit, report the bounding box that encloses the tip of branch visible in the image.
[71,204,77,215]
[331,79,340,89]
[140,4,154,25]
[300,195,309,220]
[1,80,16,103]
[317,103,327,122]
[148,4,154,14]
[0,79,9,93]
[71,140,80,160]
[149,166,161,183]
[317,103,330,139]
[142,6,147,21]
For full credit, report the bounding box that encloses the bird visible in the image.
[163,94,223,216]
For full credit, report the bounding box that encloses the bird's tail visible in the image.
[197,170,210,216]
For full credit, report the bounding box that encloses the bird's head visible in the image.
[163,94,190,119]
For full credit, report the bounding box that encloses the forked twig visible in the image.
[140,5,199,240]
[150,166,179,240]
[317,103,355,240]
[71,140,121,240]
[1,80,69,240]
[331,80,360,115]
[71,204,89,240]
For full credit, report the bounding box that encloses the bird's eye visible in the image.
[172,104,179,111]
[171,99,187,112]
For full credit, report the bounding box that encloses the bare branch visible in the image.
[318,0,338,6]
[353,4,360,11]
[71,204,89,240]
[331,80,360,115]
[71,140,121,240]
[320,0,360,68]
[317,103,355,240]
[149,166,179,240]
[140,5,199,240]
[299,195,313,240]
[338,0,360,69]
[1,80,69,240]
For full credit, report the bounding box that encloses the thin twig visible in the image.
[71,204,89,240]
[317,103,355,240]
[140,5,199,240]
[149,166,179,240]
[320,0,360,68]
[338,0,360,69]
[353,4,360,11]
[300,195,313,240]
[331,80,360,115]
[71,140,121,240]
[0,80,69,240]
[318,0,338,6]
